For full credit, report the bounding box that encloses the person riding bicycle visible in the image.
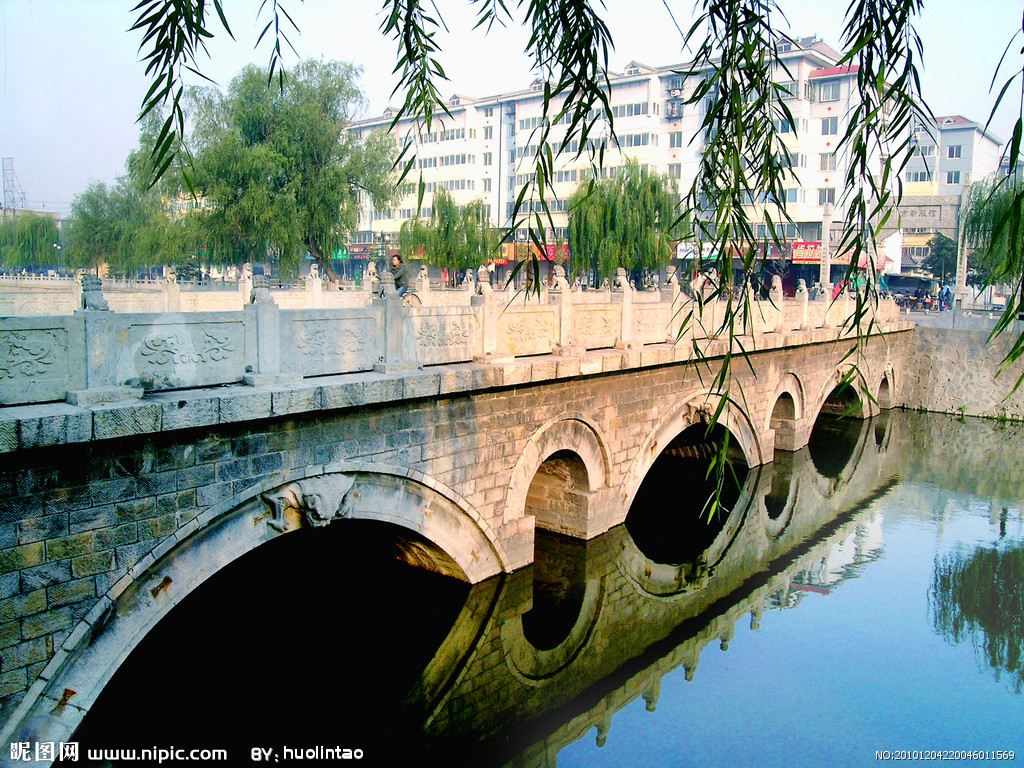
[390,254,410,297]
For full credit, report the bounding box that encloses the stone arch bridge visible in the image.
[0,312,912,750]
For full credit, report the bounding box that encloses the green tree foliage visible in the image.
[65,178,189,276]
[0,213,61,271]
[923,233,957,283]
[398,190,498,280]
[184,59,396,280]
[930,543,1024,693]
[567,162,683,284]
[962,174,1024,288]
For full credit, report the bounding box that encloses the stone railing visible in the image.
[0,269,900,407]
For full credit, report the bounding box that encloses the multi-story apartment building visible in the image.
[346,35,936,286]
[882,115,1002,272]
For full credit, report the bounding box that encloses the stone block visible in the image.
[0,620,20,649]
[138,514,176,541]
[92,402,162,441]
[219,390,273,423]
[10,404,92,449]
[403,371,441,399]
[71,551,117,579]
[47,578,95,609]
[271,386,322,415]
[113,497,158,524]
[158,396,220,431]
[501,361,533,386]
[472,366,504,391]
[0,416,17,454]
[20,560,72,592]
[45,532,95,561]
[320,381,366,410]
[0,573,18,600]
[176,463,216,490]
[530,360,558,382]
[95,523,139,551]
[0,543,45,575]
[0,590,46,623]
[21,606,74,640]
[361,374,403,403]
[18,514,69,544]
[437,366,475,395]
[0,668,27,697]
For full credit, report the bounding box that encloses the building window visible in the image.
[818,80,841,102]
[774,118,793,134]
[947,145,962,159]
[818,188,836,206]
[483,178,492,192]
[483,107,494,118]
[669,131,684,148]
[822,117,839,135]
[819,153,836,171]
[906,170,933,182]
[946,170,961,184]
[483,152,492,166]
[483,126,493,140]
[668,164,682,179]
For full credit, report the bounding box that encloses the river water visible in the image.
[69,411,1024,767]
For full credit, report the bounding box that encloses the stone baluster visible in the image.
[769,275,785,333]
[374,270,419,373]
[614,268,634,349]
[795,279,809,330]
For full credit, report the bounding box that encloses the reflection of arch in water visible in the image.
[761,450,801,539]
[4,465,507,748]
[619,467,761,598]
[807,411,874,495]
[500,573,606,683]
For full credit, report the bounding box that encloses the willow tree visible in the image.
[0,213,61,272]
[184,60,397,281]
[399,190,498,281]
[567,162,682,285]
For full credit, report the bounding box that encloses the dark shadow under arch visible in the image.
[625,422,749,566]
[69,519,471,759]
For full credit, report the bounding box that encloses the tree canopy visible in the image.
[398,190,498,280]
[924,233,957,284]
[567,162,684,284]
[183,59,397,280]
[0,213,61,272]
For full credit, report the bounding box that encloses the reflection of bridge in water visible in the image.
[403,412,904,765]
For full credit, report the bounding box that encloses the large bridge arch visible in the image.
[617,391,764,526]
[2,464,506,749]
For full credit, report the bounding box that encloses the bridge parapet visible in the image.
[0,276,900,408]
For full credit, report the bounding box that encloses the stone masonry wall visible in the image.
[901,326,1024,421]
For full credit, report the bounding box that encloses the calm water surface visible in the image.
[70,411,1024,767]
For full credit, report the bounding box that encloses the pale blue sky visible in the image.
[1,0,1021,215]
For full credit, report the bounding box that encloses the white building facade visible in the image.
[346,35,946,286]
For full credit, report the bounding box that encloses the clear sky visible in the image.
[1,0,1021,215]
